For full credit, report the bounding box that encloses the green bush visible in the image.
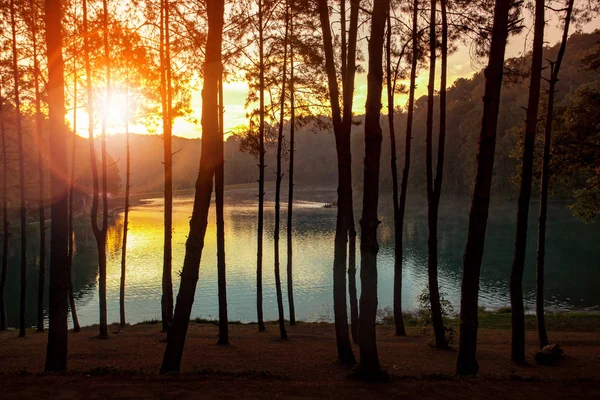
[417,286,455,344]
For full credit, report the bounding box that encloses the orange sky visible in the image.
[68,15,599,140]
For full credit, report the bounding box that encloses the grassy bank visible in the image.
[380,309,600,332]
[130,310,600,333]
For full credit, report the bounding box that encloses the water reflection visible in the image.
[3,187,600,328]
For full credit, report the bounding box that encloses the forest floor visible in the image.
[0,319,599,399]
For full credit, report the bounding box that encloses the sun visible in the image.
[101,91,129,133]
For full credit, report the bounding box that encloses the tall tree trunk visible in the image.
[160,0,224,372]
[67,4,81,331]
[44,0,70,371]
[256,0,266,333]
[537,0,573,349]
[358,0,390,377]
[425,0,449,350]
[97,0,111,339]
[386,10,402,339]
[274,1,290,340]
[348,222,359,343]
[317,0,355,365]
[30,0,47,334]
[0,85,8,332]
[120,65,131,328]
[10,0,28,339]
[510,0,544,365]
[216,75,229,345]
[345,0,360,346]
[161,0,174,332]
[84,0,107,339]
[396,0,420,337]
[286,2,296,326]
[348,221,359,343]
[456,0,511,376]
[68,58,80,332]
[386,21,411,339]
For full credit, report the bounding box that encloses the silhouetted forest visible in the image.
[94,31,599,207]
[1,0,600,392]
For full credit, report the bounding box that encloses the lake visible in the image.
[3,186,600,329]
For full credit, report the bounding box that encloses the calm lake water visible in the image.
[4,186,600,328]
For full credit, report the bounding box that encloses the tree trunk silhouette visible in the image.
[317,0,355,365]
[84,0,108,338]
[286,4,296,326]
[274,1,290,340]
[386,11,402,338]
[0,84,8,332]
[99,0,111,339]
[67,143,80,331]
[511,0,544,365]
[216,75,229,345]
[456,0,511,376]
[396,0,419,337]
[44,0,70,371]
[344,0,360,346]
[537,0,573,350]
[67,13,81,332]
[120,65,131,328]
[256,0,266,333]
[161,0,174,332]
[425,0,449,350]
[160,0,223,373]
[30,0,47,334]
[10,0,28,339]
[358,0,389,378]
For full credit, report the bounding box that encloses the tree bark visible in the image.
[159,0,173,332]
[67,15,81,332]
[456,0,511,376]
[160,0,223,373]
[44,0,70,371]
[510,0,544,365]
[396,0,420,337]
[286,4,296,326]
[10,0,28,339]
[386,10,402,338]
[274,1,290,340]
[256,0,266,333]
[317,0,355,365]
[425,0,449,350]
[29,0,47,334]
[216,75,229,345]
[83,0,107,338]
[536,0,573,350]
[0,84,8,332]
[120,65,131,328]
[345,0,360,345]
[97,0,111,339]
[161,0,174,333]
[358,0,390,378]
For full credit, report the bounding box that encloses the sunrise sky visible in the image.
[69,15,599,140]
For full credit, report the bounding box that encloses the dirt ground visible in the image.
[1,322,599,399]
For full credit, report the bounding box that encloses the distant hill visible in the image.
[1,31,598,205]
[104,31,600,199]
[105,129,338,195]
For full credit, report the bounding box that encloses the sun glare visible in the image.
[102,91,129,132]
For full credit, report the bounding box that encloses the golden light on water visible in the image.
[65,196,341,327]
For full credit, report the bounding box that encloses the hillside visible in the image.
[103,31,600,201]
